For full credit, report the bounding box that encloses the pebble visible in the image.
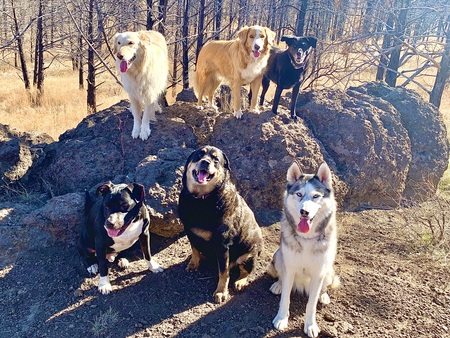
[324,312,337,322]
[73,289,83,297]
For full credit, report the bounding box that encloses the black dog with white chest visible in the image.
[259,35,317,119]
[78,182,163,295]
[178,146,263,303]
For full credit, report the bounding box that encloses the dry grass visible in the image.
[0,63,127,140]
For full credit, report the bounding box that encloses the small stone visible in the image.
[73,289,83,297]
[324,313,337,322]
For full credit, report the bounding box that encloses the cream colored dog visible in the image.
[113,30,168,140]
[192,25,276,119]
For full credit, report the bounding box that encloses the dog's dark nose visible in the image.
[200,159,210,167]
[254,44,260,51]
[300,209,309,217]
[117,52,123,60]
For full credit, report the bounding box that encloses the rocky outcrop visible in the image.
[1,82,447,239]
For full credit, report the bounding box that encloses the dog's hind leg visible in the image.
[259,75,270,106]
[272,85,283,115]
[249,75,262,113]
[140,101,159,141]
[129,98,143,139]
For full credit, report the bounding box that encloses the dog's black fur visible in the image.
[178,146,263,303]
[78,181,159,294]
[259,35,317,119]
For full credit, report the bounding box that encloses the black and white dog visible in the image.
[78,182,163,294]
[259,35,317,119]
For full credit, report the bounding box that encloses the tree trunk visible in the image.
[214,0,223,39]
[78,34,84,90]
[35,0,45,104]
[158,0,168,35]
[195,0,206,60]
[376,11,395,81]
[430,15,450,108]
[182,0,189,88]
[11,1,30,90]
[146,0,155,30]
[87,0,96,114]
[295,0,308,36]
[385,0,410,87]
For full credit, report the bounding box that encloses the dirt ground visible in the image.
[0,207,449,338]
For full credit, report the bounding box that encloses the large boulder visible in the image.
[1,82,447,239]
[0,124,53,190]
[353,82,449,201]
[297,87,412,210]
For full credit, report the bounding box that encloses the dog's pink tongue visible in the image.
[107,228,121,237]
[298,219,311,233]
[198,171,208,183]
[120,60,128,73]
[253,50,261,58]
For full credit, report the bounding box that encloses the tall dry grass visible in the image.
[0,64,127,140]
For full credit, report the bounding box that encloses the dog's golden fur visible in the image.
[112,30,168,141]
[192,25,276,119]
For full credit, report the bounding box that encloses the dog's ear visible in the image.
[130,183,145,203]
[306,36,318,49]
[287,162,301,184]
[112,33,120,54]
[238,26,250,45]
[96,181,113,196]
[316,162,332,189]
[221,150,231,172]
[138,31,151,46]
[264,27,276,46]
[281,35,295,46]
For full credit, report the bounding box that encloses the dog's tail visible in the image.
[189,70,199,98]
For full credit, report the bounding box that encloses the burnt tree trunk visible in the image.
[195,0,206,60]
[35,0,45,104]
[430,15,450,108]
[86,0,96,114]
[157,0,168,35]
[182,0,189,88]
[146,0,155,29]
[11,1,30,90]
[295,0,308,36]
[376,11,395,81]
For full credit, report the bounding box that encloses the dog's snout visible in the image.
[254,44,261,51]
[200,159,210,167]
[300,209,309,217]
[117,52,123,60]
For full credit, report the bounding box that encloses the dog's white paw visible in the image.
[270,281,282,295]
[147,259,164,273]
[87,264,98,275]
[273,314,289,330]
[196,105,204,110]
[319,292,330,305]
[118,258,130,269]
[304,321,320,337]
[131,125,141,139]
[250,107,260,114]
[139,125,151,140]
[233,109,243,119]
[98,276,112,295]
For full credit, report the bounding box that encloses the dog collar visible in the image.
[288,53,305,70]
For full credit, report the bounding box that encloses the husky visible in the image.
[268,161,339,337]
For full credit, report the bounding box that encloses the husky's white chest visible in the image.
[110,219,144,252]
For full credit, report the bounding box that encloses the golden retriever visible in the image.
[113,30,168,140]
[192,25,276,119]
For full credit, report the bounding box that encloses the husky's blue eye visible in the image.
[296,192,303,198]
[313,194,321,199]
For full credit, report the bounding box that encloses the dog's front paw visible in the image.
[234,278,248,291]
[233,109,243,119]
[273,314,289,330]
[304,321,320,337]
[98,276,112,295]
[186,258,200,272]
[270,281,282,294]
[131,125,141,139]
[147,259,164,273]
[118,258,130,269]
[250,106,260,114]
[213,289,229,303]
[87,264,98,275]
[139,125,151,140]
